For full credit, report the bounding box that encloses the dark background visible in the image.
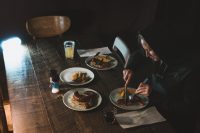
[0,0,199,47]
[0,0,158,42]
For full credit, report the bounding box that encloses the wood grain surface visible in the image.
[3,38,176,133]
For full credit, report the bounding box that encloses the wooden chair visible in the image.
[112,36,130,67]
[26,16,71,39]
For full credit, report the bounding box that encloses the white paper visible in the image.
[115,106,166,129]
[77,47,112,57]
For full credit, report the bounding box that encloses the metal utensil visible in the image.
[124,84,128,105]
[128,94,135,101]
[143,78,149,84]
[93,52,100,58]
[129,78,149,101]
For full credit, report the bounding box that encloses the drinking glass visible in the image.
[64,41,75,59]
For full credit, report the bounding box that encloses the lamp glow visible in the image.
[1,37,26,70]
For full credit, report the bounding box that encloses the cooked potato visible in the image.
[71,72,89,82]
[118,88,136,97]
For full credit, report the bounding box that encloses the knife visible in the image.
[142,78,149,84]
[124,84,128,105]
[93,52,100,58]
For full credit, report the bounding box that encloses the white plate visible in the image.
[85,55,118,70]
[60,67,94,86]
[109,87,149,110]
[63,88,102,111]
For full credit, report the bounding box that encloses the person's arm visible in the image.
[135,82,152,96]
[123,69,133,87]
[123,50,148,86]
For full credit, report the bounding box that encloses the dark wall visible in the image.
[155,0,199,53]
[1,0,199,51]
[0,0,158,42]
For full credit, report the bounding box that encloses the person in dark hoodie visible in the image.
[122,21,200,133]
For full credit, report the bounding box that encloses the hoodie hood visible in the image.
[138,22,180,66]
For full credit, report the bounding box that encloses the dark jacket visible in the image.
[126,22,200,133]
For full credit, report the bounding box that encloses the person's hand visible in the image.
[135,82,152,96]
[123,69,133,87]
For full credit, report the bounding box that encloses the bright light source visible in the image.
[1,37,26,70]
[1,37,22,51]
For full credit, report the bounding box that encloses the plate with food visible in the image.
[85,54,118,70]
[109,87,149,110]
[60,67,94,86]
[63,88,102,111]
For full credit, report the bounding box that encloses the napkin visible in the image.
[115,106,166,129]
[77,47,112,57]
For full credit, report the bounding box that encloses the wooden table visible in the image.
[3,38,176,133]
